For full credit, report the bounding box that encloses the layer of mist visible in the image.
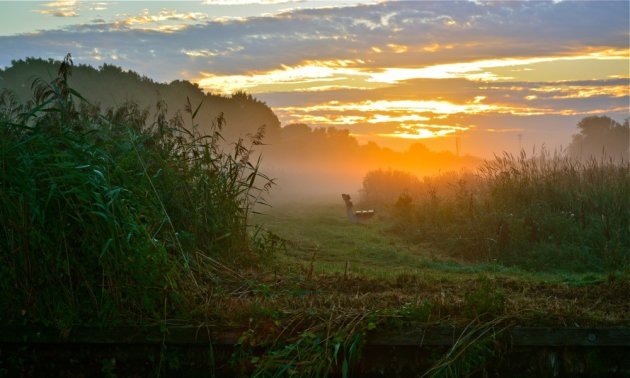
[2,59,626,207]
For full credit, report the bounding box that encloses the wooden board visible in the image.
[1,326,628,347]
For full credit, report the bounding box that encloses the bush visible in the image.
[360,168,421,206]
[378,150,629,273]
[0,56,273,327]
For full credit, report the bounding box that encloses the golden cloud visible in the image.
[531,84,629,99]
[273,97,628,132]
[196,49,629,94]
[182,45,244,58]
[111,10,209,33]
[276,99,502,115]
[38,0,79,17]
[198,59,370,94]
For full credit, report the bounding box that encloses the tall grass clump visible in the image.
[370,150,629,273]
[360,168,421,206]
[0,55,273,327]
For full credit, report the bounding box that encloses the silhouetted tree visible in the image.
[568,116,629,161]
[0,58,281,142]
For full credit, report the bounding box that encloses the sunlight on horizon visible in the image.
[196,47,628,145]
[1,0,629,156]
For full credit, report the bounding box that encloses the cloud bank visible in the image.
[0,0,628,157]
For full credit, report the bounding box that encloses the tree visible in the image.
[568,116,629,161]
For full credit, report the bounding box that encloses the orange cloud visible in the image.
[196,49,629,94]
[531,84,629,99]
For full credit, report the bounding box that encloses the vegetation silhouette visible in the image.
[567,115,629,162]
[362,149,629,273]
[1,57,281,143]
[1,58,483,200]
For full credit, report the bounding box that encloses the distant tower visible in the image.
[518,134,522,152]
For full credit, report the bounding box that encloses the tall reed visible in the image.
[0,55,273,327]
[369,149,629,272]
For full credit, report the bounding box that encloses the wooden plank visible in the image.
[366,327,459,346]
[1,326,628,347]
[509,327,630,347]
[0,326,242,346]
[367,327,630,347]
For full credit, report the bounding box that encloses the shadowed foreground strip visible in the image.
[1,326,628,376]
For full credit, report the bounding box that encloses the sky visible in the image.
[0,0,628,157]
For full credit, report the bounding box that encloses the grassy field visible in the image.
[246,201,628,332]
[252,201,622,285]
[241,201,628,374]
[253,202,439,277]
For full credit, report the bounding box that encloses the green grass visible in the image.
[252,202,617,285]
[253,202,439,276]
[246,202,627,376]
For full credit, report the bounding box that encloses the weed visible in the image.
[424,318,514,378]
[0,55,275,327]
[464,275,506,319]
[400,299,433,322]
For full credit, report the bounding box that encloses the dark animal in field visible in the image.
[342,193,375,223]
